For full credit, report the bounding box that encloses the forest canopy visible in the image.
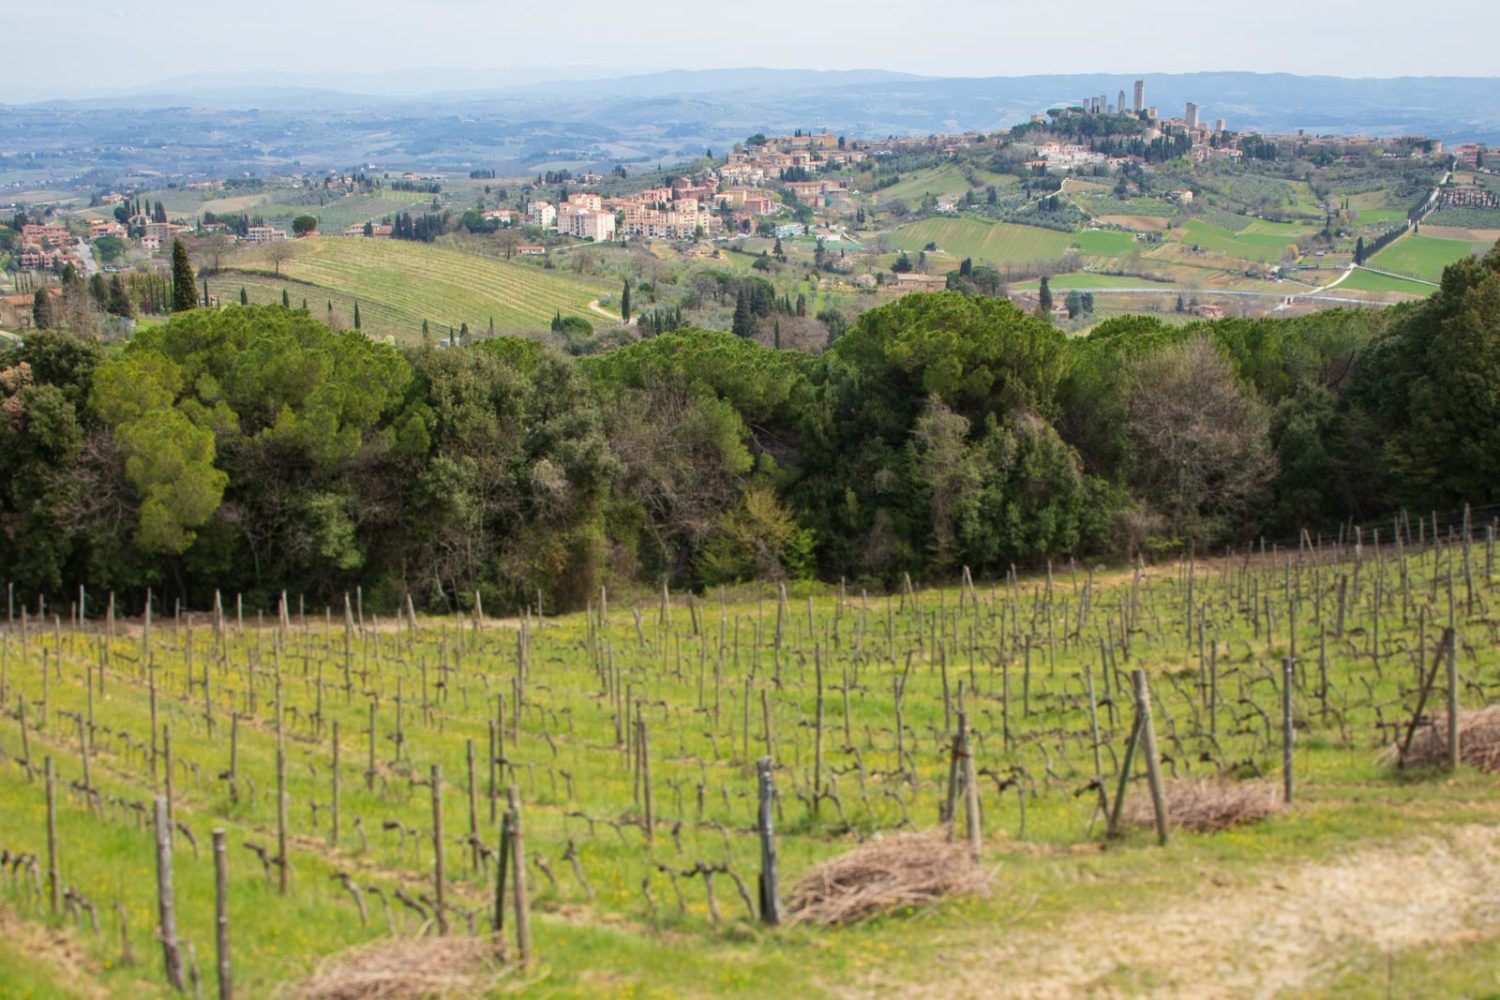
[4,245,1499,613]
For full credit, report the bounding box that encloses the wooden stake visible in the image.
[154,796,185,992]
[755,756,780,925]
[507,786,531,967]
[431,764,447,934]
[45,756,61,915]
[212,829,231,1000]
[1132,670,1169,845]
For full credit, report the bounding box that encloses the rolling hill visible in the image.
[218,236,610,340]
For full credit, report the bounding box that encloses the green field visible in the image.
[1339,268,1436,297]
[1076,194,1176,218]
[248,196,434,235]
[1181,219,1312,261]
[1369,234,1489,282]
[1014,272,1170,291]
[1072,229,1136,256]
[887,217,1073,266]
[873,168,1013,205]
[4,541,1500,997]
[221,236,609,340]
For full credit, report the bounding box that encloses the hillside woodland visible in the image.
[3,247,1499,613]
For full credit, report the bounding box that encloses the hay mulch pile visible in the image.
[296,935,505,1000]
[1121,777,1282,833]
[1399,704,1500,772]
[783,829,990,926]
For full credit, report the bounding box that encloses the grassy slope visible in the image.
[1340,268,1434,296]
[1369,233,1489,282]
[2,541,1500,997]
[886,217,1072,266]
[221,236,609,340]
[1180,219,1311,261]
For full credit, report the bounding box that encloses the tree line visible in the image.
[3,247,1498,614]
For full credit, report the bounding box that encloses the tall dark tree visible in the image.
[621,279,632,323]
[88,273,108,309]
[732,288,753,338]
[1039,276,1053,313]
[106,275,133,318]
[353,301,361,330]
[240,287,248,305]
[170,239,198,313]
[1354,236,1366,266]
[282,289,290,307]
[31,289,52,329]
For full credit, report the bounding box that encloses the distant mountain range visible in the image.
[4,69,1498,181]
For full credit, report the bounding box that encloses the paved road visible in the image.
[73,238,99,278]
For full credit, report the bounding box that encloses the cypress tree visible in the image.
[621,279,631,323]
[732,288,752,338]
[107,275,133,318]
[31,289,52,329]
[282,289,290,307]
[240,287,248,305]
[1038,275,1053,313]
[353,301,361,329]
[170,239,198,313]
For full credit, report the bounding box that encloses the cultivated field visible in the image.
[1369,234,1493,283]
[886,218,1073,267]
[4,515,1500,997]
[221,237,610,340]
[1339,268,1435,298]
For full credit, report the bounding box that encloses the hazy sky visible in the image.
[14,0,1500,97]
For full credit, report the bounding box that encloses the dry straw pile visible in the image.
[296,935,504,1000]
[1121,777,1282,833]
[783,829,990,926]
[1399,705,1500,772]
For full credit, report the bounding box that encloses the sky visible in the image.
[12,0,1500,99]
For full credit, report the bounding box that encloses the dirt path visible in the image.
[587,299,627,323]
[848,824,1500,999]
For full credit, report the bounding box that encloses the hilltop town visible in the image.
[3,77,1498,340]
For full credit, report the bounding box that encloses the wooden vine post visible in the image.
[1282,658,1295,804]
[507,785,531,967]
[431,763,448,934]
[45,755,61,915]
[154,796,185,993]
[755,756,781,925]
[212,829,232,1000]
[1132,670,1170,845]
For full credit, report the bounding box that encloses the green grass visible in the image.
[221,236,609,341]
[1181,219,1311,261]
[1353,206,1410,228]
[1076,195,1177,218]
[1073,229,1137,256]
[246,195,434,235]
[1339,268,1435,296]
[1369,234,1488,282]
[4,541,1500,997]
[1014,272,1169,291]
[872,168,1013,205]
[886,217,1073,266]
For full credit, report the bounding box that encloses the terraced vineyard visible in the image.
[222,237,610,340]
[5,522,1500,997]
